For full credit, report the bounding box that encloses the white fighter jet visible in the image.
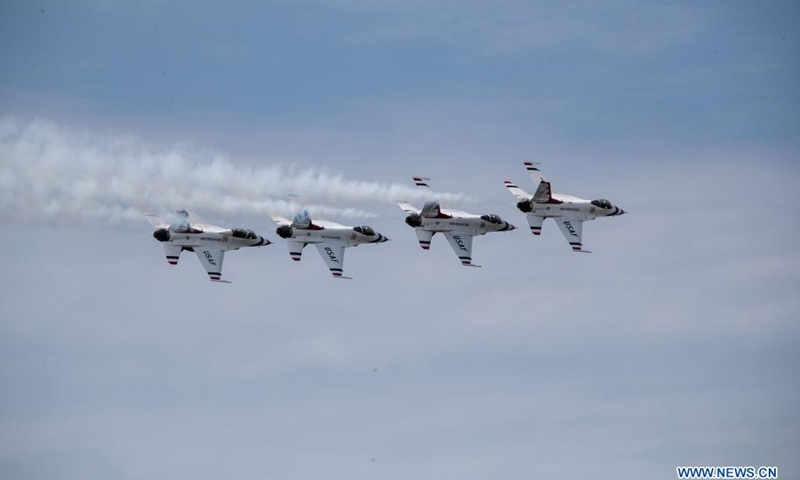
[397,177,516,267]
[147,210,271,282]
[504,162,625,253]
[270,210,389,279]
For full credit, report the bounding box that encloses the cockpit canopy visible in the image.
[591,199,613,209]
[480,214,503,224]
[231,228,258,239]
[353,225,376,236]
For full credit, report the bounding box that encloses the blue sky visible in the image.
[1,1,799,479]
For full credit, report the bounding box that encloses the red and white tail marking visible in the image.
[412,176,431,187]
[524,162,541,172]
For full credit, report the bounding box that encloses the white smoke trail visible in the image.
[0,116,471,227]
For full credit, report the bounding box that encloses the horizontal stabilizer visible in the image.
[524,162,544,186]
[162,244,183,265]
[286,240,306,261]
[415,229,434,250]
[412,176,431,188]
[397,201,420,215]
[269,213,292,227]
[145,212,169,229]
[527,215,545,236]
[504,181,531,201]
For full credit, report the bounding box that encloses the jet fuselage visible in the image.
[406,210,515,236]
[275,221,388,247]
[516,195,625,221]
[153,228,267,250]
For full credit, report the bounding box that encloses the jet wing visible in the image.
[314,242,350,279]
[555,218,590,253]
[503,181,531,201]
[194,248,228,282]
[444,232,479,267]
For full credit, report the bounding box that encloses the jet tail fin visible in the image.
[420,200,451,218]
[532,180,554,203]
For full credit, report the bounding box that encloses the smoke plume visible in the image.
[0,116,470,228]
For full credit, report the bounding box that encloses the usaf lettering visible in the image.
[563,221,578,237]
[203,250,217,266]
[324,247,340,264]
[453,235,468,252]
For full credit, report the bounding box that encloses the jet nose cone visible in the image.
[258,236,272,246]
[377,234,390,243]
[609,206,625,216]
[503,222,516,231]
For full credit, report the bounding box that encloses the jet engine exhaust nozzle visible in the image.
[276,225,294,239]
[153,228,170,242]
[516,199,533,213]
[405,213,422,228]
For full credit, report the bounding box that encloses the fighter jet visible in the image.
[147,210,271,282]
[270,210,389,279]
[504,162,625,253]
[397,177,515,267]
